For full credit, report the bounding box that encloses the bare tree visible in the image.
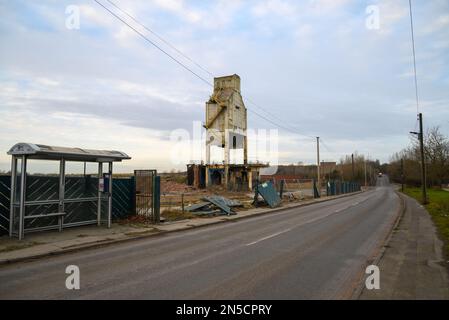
[388,126,449,187]
[424,127,449,186]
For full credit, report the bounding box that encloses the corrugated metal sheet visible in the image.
[257,181,281,208]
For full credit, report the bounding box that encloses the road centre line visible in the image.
[245,228,292,246]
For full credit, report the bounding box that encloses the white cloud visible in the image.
[295,24,313,38]
[0,108,178,173]
[376,1,408,35]
[36,77,60,86]
[151,0,241,29]
[79,4,114,28]
[252,0,297,17]
[151,0,202,24]
[308,0,351,14]
[422,13,449,34]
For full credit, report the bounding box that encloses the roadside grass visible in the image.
[403,187,449,257]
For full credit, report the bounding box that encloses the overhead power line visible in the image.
[243,95,316,139]
[408,0,419,115]
[93,0,213,88]
[246,109,312,139]
[93,0,316,140]
[319,138,334,153]
[105,0,214,78]
[107,0,311,136]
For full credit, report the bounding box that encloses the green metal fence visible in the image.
[0,176,10,235]
[326,180,361,196]
[0,175,135,236]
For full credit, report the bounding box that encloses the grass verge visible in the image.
[403,187,449,257]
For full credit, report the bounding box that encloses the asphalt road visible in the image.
[0,177,399,299]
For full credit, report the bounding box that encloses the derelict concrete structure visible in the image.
[205,74,248,167]
[7,143,130,240]
[197,74,267,191]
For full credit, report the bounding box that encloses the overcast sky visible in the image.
[0,0,448,173]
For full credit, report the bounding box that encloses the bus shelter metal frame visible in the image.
[7,143,131,240]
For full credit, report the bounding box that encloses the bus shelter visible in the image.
[7,143,131,240]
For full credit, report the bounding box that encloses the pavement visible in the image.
[359,192,449,299]
[0,179,401,299]
[0,191,360,265]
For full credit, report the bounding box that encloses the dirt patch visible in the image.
[124,228,159,236]
[162,209,198,221]
[117,215,156,228]
[0,241,42,253]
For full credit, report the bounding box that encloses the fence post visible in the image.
[279,179,284,199]
[253,178,259,207]
[313,179,320,198]
[181,193,185,214]
[130,176,136,215]
[152,175,160,223]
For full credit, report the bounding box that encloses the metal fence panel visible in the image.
[0,176,10,235]
[134,170,156,217]
[112,177,135,219]
[0,175,135,236]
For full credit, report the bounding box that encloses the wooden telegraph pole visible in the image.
[351,153,355,181]
[316,137,320,193]
[418,113,427,204]
[401,158,404,192]
[410,113,427,204]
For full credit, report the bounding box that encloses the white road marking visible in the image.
[245,228,292,246]
[334,200,365,213]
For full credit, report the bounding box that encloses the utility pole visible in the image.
[410,113,427,204]
[401,158,404,192]
[364,159,367,188]
[316,137,320,189]
[418,113,427,204]
[351,153,355,181]
[408,1,426,204]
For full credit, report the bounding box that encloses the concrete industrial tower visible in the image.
[204,74,248,185]
[187,74,266,190]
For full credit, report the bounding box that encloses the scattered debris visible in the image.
[185,202,210,212]
[185,195,241,216]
